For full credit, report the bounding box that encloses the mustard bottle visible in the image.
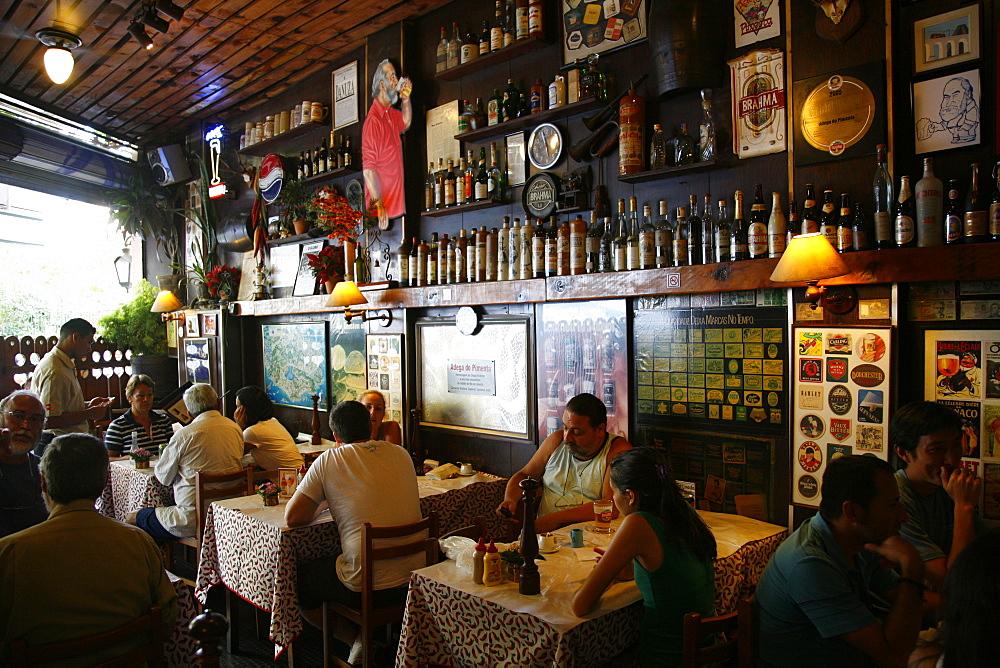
[482,540,504,586]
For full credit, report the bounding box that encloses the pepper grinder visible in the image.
[518,477,541,595]
[310,394,322,445]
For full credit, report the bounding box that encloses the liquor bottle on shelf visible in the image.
[509,218,521,280]
[438,234,450,284]
[598,215,615,273]
[476,226,488,282]
[436,27,448,74]
[503,0,515,47]
[479,20,490,56]
[515,0,529,40]
[455,157,467,205]
[768,191,787,258]
[895,175,916,248]
[528,0,544,37]
[991,161,1000,241]
[488,142,505,202]
[852,202,873,252]
[619,89,644,175]
[557,217,570,276]
[443,159,456,207]
[964,163,988,243]
[639,205,656,269]
[688,194,703,266]
[464,150,475,202]
[461,31,479,64]
[491,2,504,52]
[585,212,601,274]
[530,79,544,114]
[458,99,473,134]
[518,93,531,118]
[303,149,312,178]
[414,238,428,287]
[520,217,535,280]
[424,162,435,210]
[427,233,438,285]
[397,237,413,288]
[433,158,444,209]
[835,194,853,253]
[873,144,894,249]
[316,142,326,173]
[475,148,489,201]
[447,22,461,70]
[503,79,520,122]
[446,233,457,283]
[674,123,696,165]
[730,191,748,261]
[944,180,963,245]
[626,197,640,271]
[297,152,304,180]
[701,193,715,264]
[655,200,673,268]
[673,207,689,267]
[915,156,944,247]
[613,200,628,271]
[715,199,731,263]
[455,229,469,283]
[819,190,837,247]
[649,124,667,170]
[486,228,498,281]
[801,184,819,234]
[699,88,716,162]
[342,137,353,168]
[786,199,801,243]
[545,217,559,278]
[498,216,510,281]
[569,214,587,275]
[487,89,502,126]
[532,218,547,278]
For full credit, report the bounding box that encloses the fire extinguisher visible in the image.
[618,88,645,175]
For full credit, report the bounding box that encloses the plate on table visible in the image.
[586,524,616,535]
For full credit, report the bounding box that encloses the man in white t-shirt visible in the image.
[285,400,421,662]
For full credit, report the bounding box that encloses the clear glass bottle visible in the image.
[730,191,748,261]
[447,22,461,69]
[715,199,731,263]
[649,124,667,170]
[626,197,640,271]
[699,88,716,162]
[613,200,628,271]
[701,194,715,264]
[436,26,449,74]
[687,194,703,266]
[639,205,656,269]
[655,200,673,268]
[768,191,787,258]
[673,207,689,267]
[674,123,696,165]
[873,144,894,249]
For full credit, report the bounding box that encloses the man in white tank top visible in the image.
[497,393,631,534]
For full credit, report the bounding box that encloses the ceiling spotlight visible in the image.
[155,0,185,21]
[128,21,154,49]
[142,9,170,34]
[35,27,82,85]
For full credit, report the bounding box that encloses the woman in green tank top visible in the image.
[571,447,717,665]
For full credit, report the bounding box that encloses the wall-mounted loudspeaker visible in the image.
[147,144,191,185]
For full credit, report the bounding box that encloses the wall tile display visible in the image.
[261,322,329,409]
[366,333,404,426]
[792,326,893,507]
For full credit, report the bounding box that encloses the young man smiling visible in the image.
[890,401,983,593]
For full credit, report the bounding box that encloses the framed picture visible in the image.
[262,322,329,409]
[201,313,217,337]
[329,318,367,403]
[914,5,979,74]
[184,313,199,338]
[505,132,526,186]
[913,69,981,154]
[367,333,405,434]
[166,319,178,350]
[279,468,298,498]
[293,240,325,297]
[332,60,359,130]
[183,338,213,386]
[561,0,647,65]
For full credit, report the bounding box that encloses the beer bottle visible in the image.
[801,184,820,234]
[895,176,916,248]
[852,202,874,252]
[835,194,853,253]
[729,192,748,261]
[819,190,837,247]
[747,184,767,259]
[945,180,963,245]
[964,163,988,243]
[715,199,731,263]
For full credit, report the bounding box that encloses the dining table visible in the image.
[96,459,174,523]
[194,472,507,658]
[395,510,788,667]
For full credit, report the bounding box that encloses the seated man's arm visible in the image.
[284,491,320,527]
[497,430,563,517]
[921,467,982,591]
[153,435,182,486]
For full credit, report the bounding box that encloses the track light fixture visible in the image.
[35,27,82,85]
[142,8,170,34]
[128,21,154,49]
[155,0,185,21]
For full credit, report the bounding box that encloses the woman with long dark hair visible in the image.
[572,447,716,665]
[234,386,303,471]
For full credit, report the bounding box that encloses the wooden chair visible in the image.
[9,605,165,667]
[322,513,439,668]
[681,597,754,668]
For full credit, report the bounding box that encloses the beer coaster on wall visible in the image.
[792,326,893,507]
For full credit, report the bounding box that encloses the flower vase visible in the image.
[262,494,279,507]
[293,218,310,235]
[324,279,337,294]
[134,459,150,469]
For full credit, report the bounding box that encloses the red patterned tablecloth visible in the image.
[166,572,198,667]
[96,459,174,522]
[195,475,506,657]
[396,512,787,667]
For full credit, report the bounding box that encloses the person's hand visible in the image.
[125,511,139,526]
[496,500,518,520]
[941,466,982,507]
[86,397,112,408]
[375,199,388,229]
[85,404,108,419]
[864,535,924,580]
[534,515,559,534]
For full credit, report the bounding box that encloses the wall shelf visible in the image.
[238,121,328,158]
[618,160,719,184]
[435,35,553,82]
[422,198,507,218]
[454,98,604,144]
[301,166,358,186]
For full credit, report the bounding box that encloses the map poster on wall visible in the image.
[367,334,404,426]
[634,306,788,429]
[925,331,1000,512]
[262,322,328,410]
[329,318,366,404]
[792,327,893,507]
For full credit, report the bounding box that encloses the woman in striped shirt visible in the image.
[104,374,173,457]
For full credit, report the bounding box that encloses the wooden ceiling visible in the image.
[0,0,450,146]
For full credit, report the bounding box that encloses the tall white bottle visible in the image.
[915,156,944,246]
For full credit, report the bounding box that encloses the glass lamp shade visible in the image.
[327,281,368,308]
[43,47,74,84]
[769,233,849,283]
[150,290,183,313]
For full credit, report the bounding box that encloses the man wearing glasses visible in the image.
[0,391,48,537]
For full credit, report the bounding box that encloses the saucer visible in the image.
[538,544,560,554]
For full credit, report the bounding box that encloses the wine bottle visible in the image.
[639,205,656,269]
[895,175,916,248]
[715,199,731,263]
[801,184,819,234]
[673,207,689,267]
[819,190,838,247]
[446,22,461,70]
[852,202,873,252]
[424,161,435,211]
[488,142,504,202]
[475,148,489,201]
[747,184,767,259]
[944,180,963,245]
[436,26,448,74]
[687,194,703,266]
[872,144,894,249]
[835,194,853,253]
[655,200,674,268]
[701,193,715,264]
[427,232,438,285]
[730,191,748,261]
[626,196,640,271]
[768,191,787,258]
[964,163,988,243]
[915,156,944,247]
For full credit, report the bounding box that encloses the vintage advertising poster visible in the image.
[792,327,893,507]
[367,334,404,431]
[984,463,1000,520]
[332,61,359,130]
[729,49,786,159]
[734,0,781,48]
[425,100,461,169]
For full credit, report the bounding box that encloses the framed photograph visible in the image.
[184,314,199,338]
[505,132,526,186]
[561,0,647,65]
[914,5,979,74]
[262,322,329,409]
[201,313,217,337]
[183,338,213,386]
[279,469,298,498]
[914,69,981,154]
[166,319,178,350]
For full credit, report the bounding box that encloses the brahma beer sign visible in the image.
[729,49,786,159]
[793,326,893,507]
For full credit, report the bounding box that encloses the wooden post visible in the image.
[310,394,321,445]
[518,477,540,595]
[188,609,228,667]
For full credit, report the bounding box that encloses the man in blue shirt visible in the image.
[0,391,49,538]
[756,455,925,667]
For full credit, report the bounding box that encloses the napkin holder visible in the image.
[425,462,460,480]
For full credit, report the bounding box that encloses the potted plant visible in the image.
[204,265,241,304]
[181,156,220,306]
[305,245,345,293]
[257,481,282,506]
[129,448,154,469]
[277,178,314,236]
[309,186,362,240]
[108,173,182,293]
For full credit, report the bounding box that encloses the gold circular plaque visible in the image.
[800,75,875,155]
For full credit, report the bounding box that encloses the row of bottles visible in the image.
[296,133,353,180]
[435,0,544,73]
[424,142,506,210]
[620,87,716,176]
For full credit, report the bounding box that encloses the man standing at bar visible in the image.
[0,391,48,538]
[31,318,110,456]
[890,401,983,593]
[497,393,631,534]
[362,58,412,229]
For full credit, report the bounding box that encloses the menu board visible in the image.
[792,326,893,507]
[635,307,788,428]
[924,330,1000,519]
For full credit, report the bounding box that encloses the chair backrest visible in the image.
[734,494,768,522]
[682,597,754,668]
[9,605,165,667]
[359,513,439,613]
[193,467,253,541]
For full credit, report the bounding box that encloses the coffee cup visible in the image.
[310,102,329,122]
[538,533,557,551]
[460,462,474,476]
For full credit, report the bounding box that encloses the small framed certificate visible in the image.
[279,468,298,498]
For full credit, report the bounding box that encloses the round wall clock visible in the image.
[527,123,564,170]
